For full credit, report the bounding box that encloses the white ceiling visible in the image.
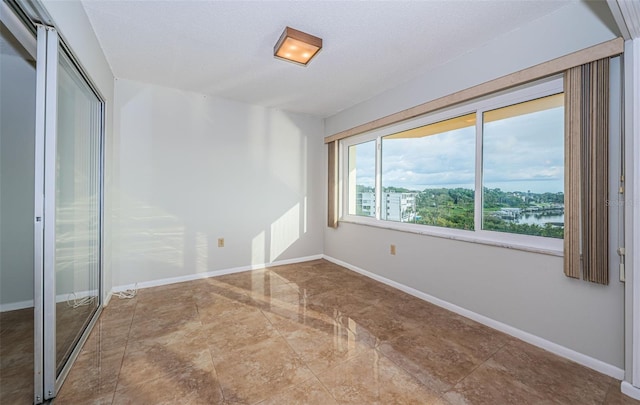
[82,0,576,118]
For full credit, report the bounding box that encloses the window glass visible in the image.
[381,113,476,229]
[482,93,564,238]
[347,140,376,217]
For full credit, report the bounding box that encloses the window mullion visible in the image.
[375,137,382,220]
[341,141,348,218]
[475,110,484,232]
[338,141,344,220]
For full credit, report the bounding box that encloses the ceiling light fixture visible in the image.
[274,26,322,66]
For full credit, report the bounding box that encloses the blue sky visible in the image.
[353,106,564,194]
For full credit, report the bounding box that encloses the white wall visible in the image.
[326,1,618,135]
[42,1,115,300]
[0,52,36,307]
[112,79,324,287]
[324,1,624,369]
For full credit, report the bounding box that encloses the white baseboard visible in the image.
[111,254,324,294]
[322,255,625,381]
[622,381,640,400]
[0,299,34,312]
[1,290,98,312]
[56,289,98,304]
[104,291,112,307]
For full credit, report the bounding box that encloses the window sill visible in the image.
[338,216,564,257]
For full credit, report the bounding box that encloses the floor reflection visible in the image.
[0,300,98,404]
[0,307,33,404]
[54,259,633,405]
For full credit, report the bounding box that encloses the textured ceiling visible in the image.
[82,0,575,117]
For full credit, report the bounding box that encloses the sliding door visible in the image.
[53,39,102,376]
[1,3,103,402]
[0,8,37,404]
[36,23,104,402]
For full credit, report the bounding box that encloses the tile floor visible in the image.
[52,259,639,404]
[0,307,33,405]
[0,301,97,404]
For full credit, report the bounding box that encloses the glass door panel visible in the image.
[0,19,37,405]
[54,48,101,375]
[2,4,104,401]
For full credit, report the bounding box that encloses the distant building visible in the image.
[356,192,376,217]
[383,192,417,222]
[356,191,416,222]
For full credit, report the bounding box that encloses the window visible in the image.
[341,78,564,252]
[482,94,564,239]
[381,114,476,229]
[347,140,376,217]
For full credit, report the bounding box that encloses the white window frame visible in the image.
[339,76,564,256]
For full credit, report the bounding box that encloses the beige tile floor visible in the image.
[0,301,97,404]
[0,308,33,405]
[53,259,640,405]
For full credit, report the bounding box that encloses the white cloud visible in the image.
[352,107,564,194]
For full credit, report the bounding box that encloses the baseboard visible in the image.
[0,289,100,312]
[622,381,640,400]
[56,289,98,304]
[104,291,112,307]
[322,255,625,381]
[111,254,324,294]
[0,299,33,312]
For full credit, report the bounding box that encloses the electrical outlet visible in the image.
[218,238,224,248]
[390,244,396,255]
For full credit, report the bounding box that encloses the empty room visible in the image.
[1,0,640,404]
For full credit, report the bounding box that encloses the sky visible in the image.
[353,106,564,194]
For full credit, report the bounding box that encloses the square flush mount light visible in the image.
[274,26,322,66]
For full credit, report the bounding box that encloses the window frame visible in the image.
[345,140,378,218]
[339,76,565,256]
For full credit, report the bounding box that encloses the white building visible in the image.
[356,192,376,217]
[357,191,417,222]
[382,192,417,222]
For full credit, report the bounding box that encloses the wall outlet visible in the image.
[218,238,224,247]
[390,244,396,255]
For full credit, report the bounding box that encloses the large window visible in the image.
[482,94,564,239]
[381,114,476,229]
[341,78,564,251]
